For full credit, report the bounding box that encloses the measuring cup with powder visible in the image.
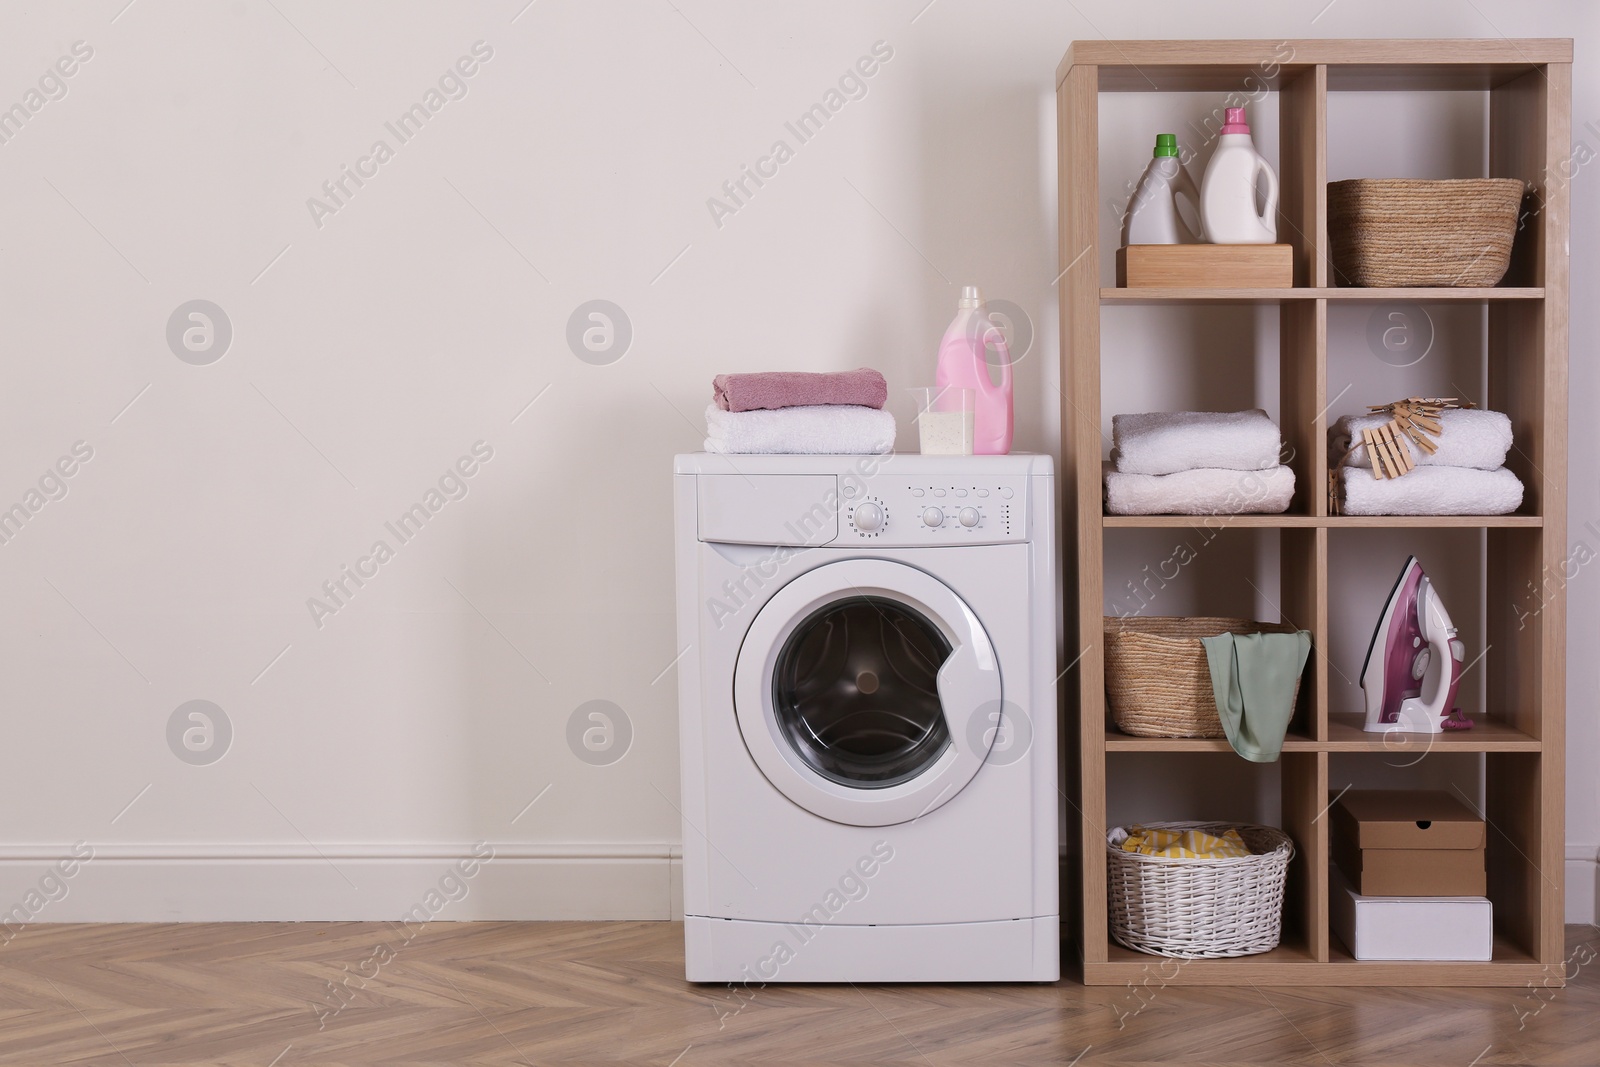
[910,387,975,455]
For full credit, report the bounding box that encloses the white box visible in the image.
[1331,871,1493,961]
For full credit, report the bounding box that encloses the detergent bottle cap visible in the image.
[957,285,983,309]
[1153,133,1178,157]
[1221,107,1250,135]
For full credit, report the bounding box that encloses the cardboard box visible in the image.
[1115,243,1294,288]
[1331,871,1492,961]
[1333,842,1486,897]
[1331,790,1485,896]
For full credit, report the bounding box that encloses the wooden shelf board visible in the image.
[1326,66,1554,93]
[1060,38,1571,91]
[1321,287,1545,300]
[1104,514,1541,529]
[1105,729,1316,753]
[1105,719,1538,753]
[1101,938,1314,967]
[1100,287,1544,304]
[1325,713,1540,751]
[1088,936,1543,985]
[1103,514,1321,528]
[1101,287,1304,305]
[1325,515,1543,528]
[1089,65,1317,94]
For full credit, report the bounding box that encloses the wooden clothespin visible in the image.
[1357,396,1472,478]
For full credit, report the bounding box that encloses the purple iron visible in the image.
[1361,555,1472,733]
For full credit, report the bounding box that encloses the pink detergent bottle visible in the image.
[935,286,1013,455]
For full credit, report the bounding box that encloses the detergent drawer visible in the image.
[696,475,839,546]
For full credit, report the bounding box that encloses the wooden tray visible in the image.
[1117,243,1294,288]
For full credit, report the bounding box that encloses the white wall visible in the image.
[0,1,1593,924]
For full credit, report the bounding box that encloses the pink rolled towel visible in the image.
[713,368,887,412]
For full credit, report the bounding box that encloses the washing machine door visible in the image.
[733,558,1002,827]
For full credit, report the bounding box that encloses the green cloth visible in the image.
[1200,631,1312,763]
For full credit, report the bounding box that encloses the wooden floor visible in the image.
[1,922,1596,1065]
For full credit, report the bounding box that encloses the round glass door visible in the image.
[771,596,952,788]
[732,558,1001,827]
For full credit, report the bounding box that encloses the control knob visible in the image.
[958,507,981,528]
[921,507,944,528]
[853,502,884,532]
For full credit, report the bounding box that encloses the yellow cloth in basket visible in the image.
[1121,826,1251,859]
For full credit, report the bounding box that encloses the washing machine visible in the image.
[673,452,1058,983]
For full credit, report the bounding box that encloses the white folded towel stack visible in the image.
[1338,466,1524,516]
[1112,409,1282,476]
[1330,407,1523,515]
[704,404,895,455]
[1104,464,1296,516]
[1330,409,1512,471]
[1105,409,1293,515]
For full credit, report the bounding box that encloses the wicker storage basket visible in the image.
[1107,822,1294,958]
[1104,616,1300,738]
[1327,178,1525,287]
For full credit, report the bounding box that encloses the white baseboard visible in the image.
[1568,844,1599,925]
[1,841,1593,926]
[0,843,682,925]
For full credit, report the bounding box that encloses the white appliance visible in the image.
[673,452,1058,983]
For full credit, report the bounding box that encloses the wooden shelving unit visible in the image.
[1056,39,1571,985]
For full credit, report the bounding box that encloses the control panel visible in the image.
[840,477,1028,546]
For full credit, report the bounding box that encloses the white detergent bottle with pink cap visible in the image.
[1200,106,1279,244]
[935,286,1012,455]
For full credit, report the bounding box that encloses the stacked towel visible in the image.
[1104,410,1294,515]
[1330,409,1523,515]
[1331,409,1512,471]
[714,368,887,412]
[704,369,894,454]
[1337,466,1524,516]
[1112,409,1282,475]
[704,404,895,455]
[1104,463,1295,515]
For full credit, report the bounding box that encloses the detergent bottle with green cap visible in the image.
[1121,133,1204,246]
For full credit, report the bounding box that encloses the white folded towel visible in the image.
[1331,409,1513,471]
[1337,465,1524,516]
[1104,464,1295,515]
[1112,410,1282,476]
[704,404,896,455]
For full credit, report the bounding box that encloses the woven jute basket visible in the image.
[1327,178,1525,287]
[1107,822,1294,959]
[1103,616,1301,738]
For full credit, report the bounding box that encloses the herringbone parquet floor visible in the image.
[0,921,1595,1065]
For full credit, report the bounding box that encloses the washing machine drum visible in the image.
[733,559,1003,827]
[772,595,952,789]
